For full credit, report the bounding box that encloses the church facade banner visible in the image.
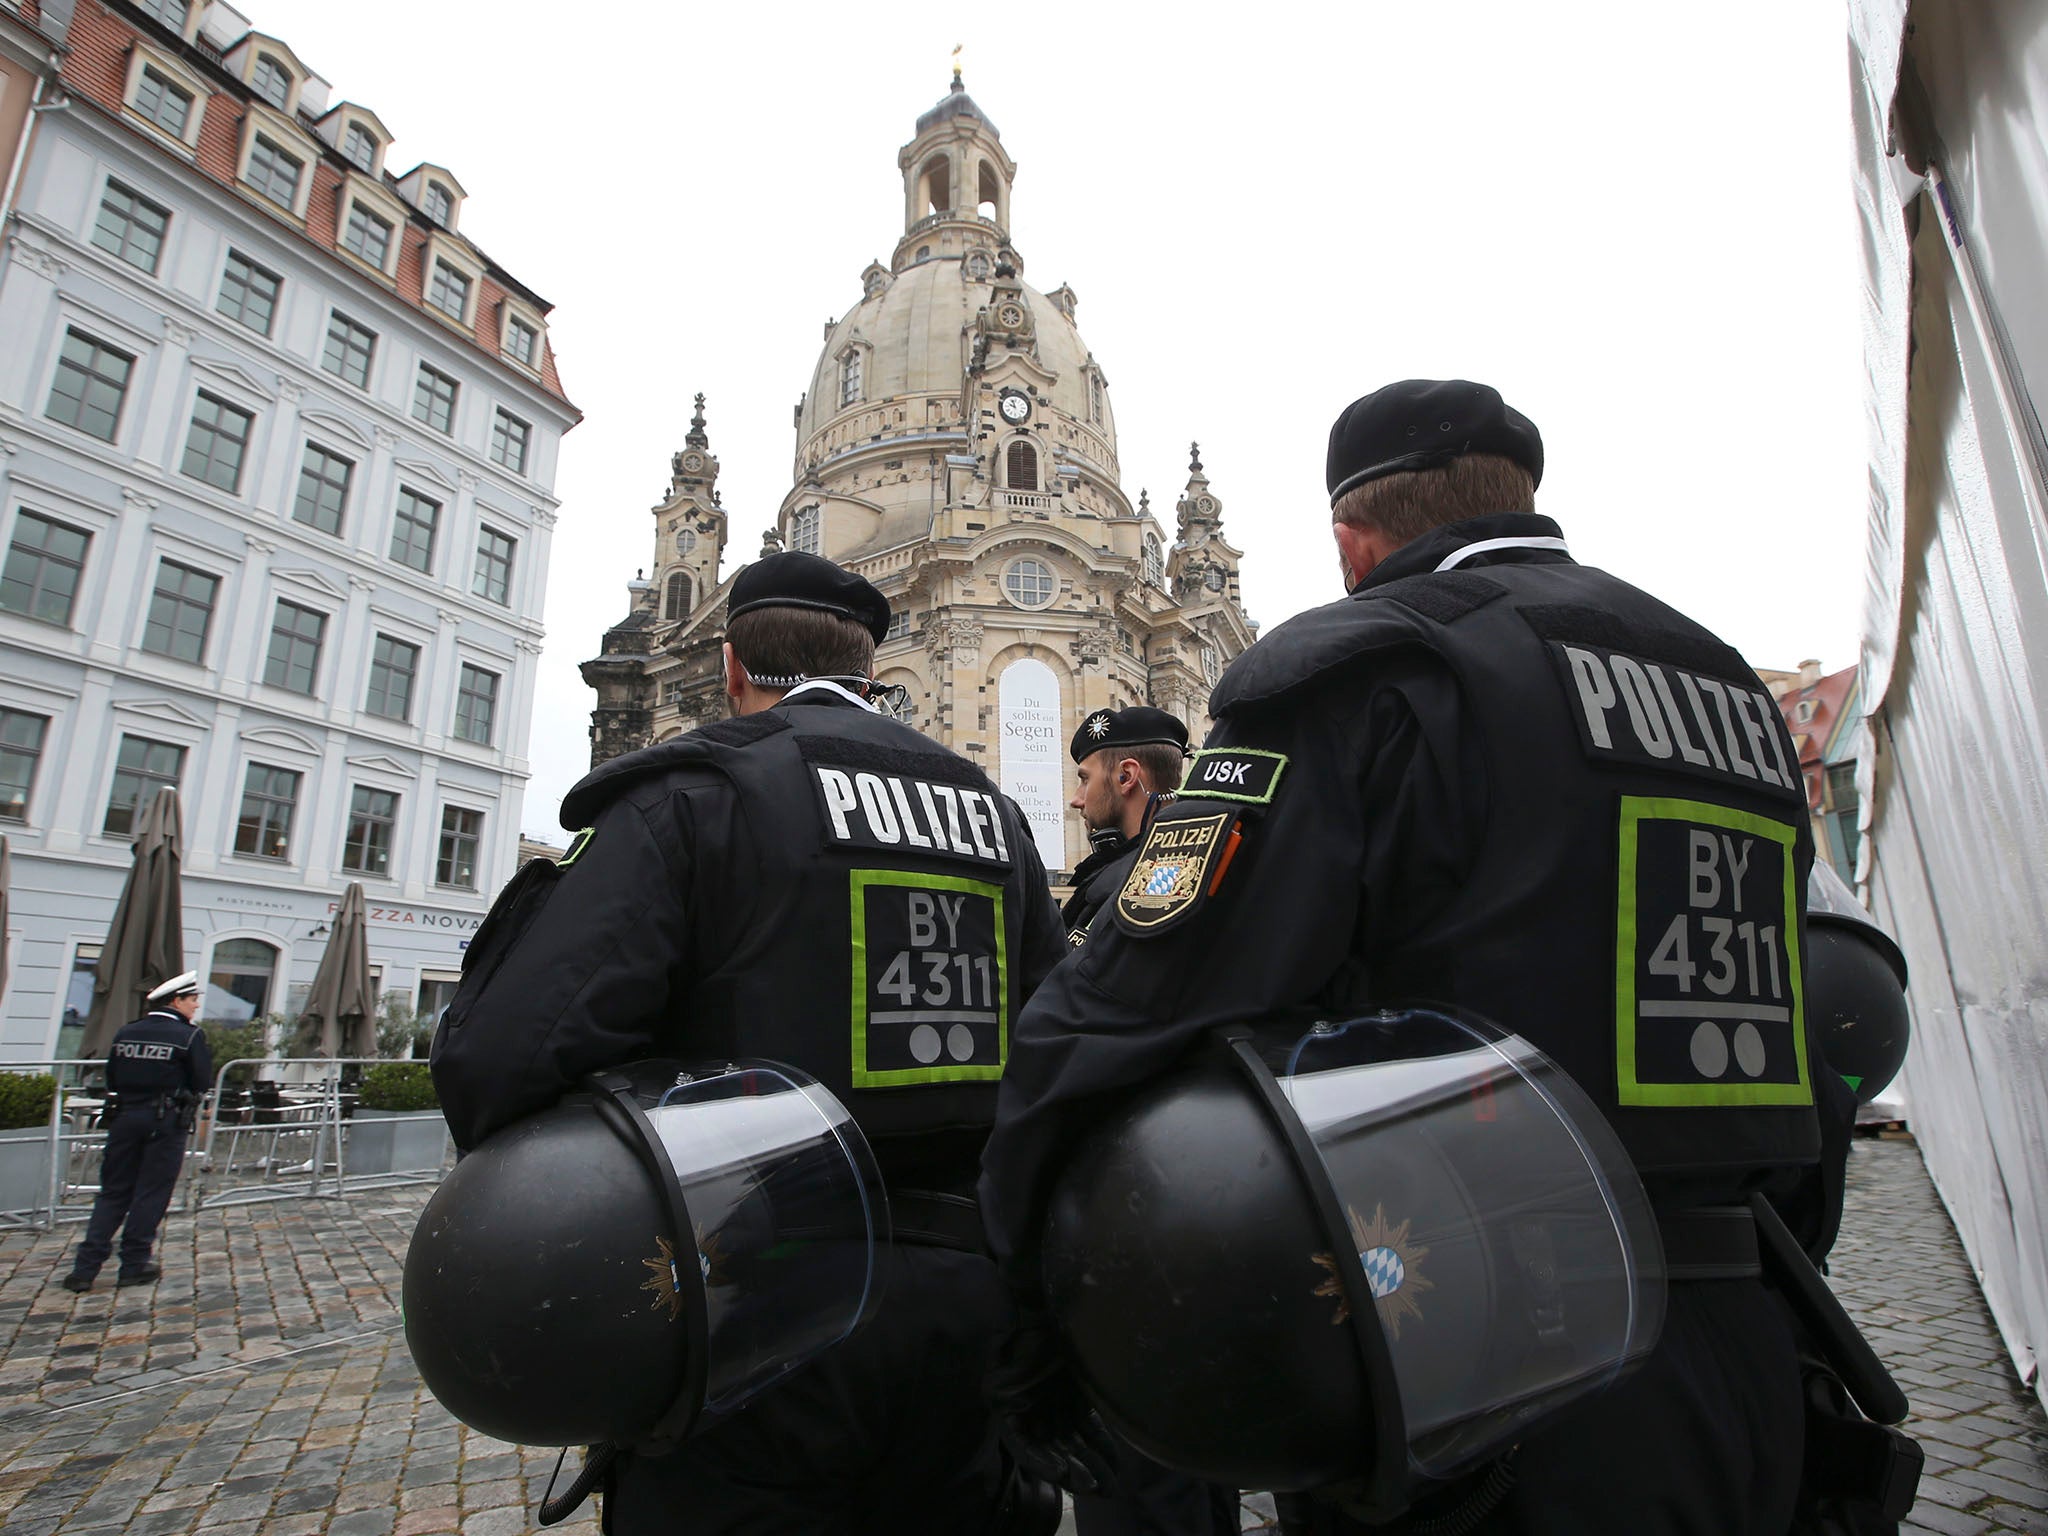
[998,658,1066,874]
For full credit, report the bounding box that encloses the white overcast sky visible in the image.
[255,1,1865,838]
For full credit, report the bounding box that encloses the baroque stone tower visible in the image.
[583,74,1257,873]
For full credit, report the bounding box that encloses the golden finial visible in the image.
[951,43,964,88]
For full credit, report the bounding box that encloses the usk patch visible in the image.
[1114,810,1236,936]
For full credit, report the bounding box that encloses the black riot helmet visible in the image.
[403,1059,886,1448]
[1041,1009,1665,1519]
[1806,862,1911,1103]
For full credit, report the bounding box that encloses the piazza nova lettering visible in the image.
[327,899,483,932]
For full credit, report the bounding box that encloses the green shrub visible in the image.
[0,1072,57,1131]
[376,990,419,1059]
[359,1062,438,1112]
[201,1022,268,1086]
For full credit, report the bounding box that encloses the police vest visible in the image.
[1215,558,1821,1180]
[107,1011,204,1101]
[601,702,1045,1167]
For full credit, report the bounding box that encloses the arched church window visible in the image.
[676,526,697,556]
[1006,440,1038,491]
[1143,534,1164,587]
[664,571,690,621]
[883,688,916,727]
[1003,557,1056,609]
[790,505,821,555]
[839,350,862,407]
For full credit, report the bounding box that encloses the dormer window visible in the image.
[245,135,303,210]
[342,123,378,173]
[136,0,189,30]
[1143,533,1164,587]
[505,315,537,366]
[839,349,862,407]
[423,182,454,226]
[250,53,293,111]
[123,47,209,151]
[342,202,391,266]
[427,260,470,322]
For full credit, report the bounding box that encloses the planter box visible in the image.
[0,1126,55,1215]
[345,1109,448,1176]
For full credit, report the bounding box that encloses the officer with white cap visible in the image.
[61,970,212,1293]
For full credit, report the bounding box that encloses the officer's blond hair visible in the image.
[728,607,875,685]
[1331,452,1536,547]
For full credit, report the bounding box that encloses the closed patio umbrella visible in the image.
[82,788,185,1058]
[299,882,377,1058]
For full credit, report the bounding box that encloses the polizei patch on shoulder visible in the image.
[1114,810,1236,936]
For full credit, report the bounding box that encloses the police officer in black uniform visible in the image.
[62,971,212,1293]
[433,551,1067,1534]
[1063,707,1189,949]
[982,380,1821,1534]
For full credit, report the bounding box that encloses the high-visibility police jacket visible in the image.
[434,686,1067,1193]
[981,512,1820,1292]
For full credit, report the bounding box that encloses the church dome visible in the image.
[795,254,1110,477]
[915,78,998,138]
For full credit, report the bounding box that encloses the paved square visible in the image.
[0,1137,2039,1533]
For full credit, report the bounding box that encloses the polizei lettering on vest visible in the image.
[813,766,1013,868]
[1556,642,1800,801]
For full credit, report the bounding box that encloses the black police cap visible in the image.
[1326,379,1544,506]
[1070,706,1190,764]
[726,551,891,643]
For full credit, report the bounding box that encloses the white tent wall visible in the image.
[1851,0,2048,1409]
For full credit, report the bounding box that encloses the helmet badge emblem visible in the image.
[1312,1203,1434,1339]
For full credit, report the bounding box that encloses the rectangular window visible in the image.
[340,201,392,268]
[364,633,420,721]
[263,599,325,694]
[0,709,49,822]
[342,785,398,875]
[321,311,376,389]
[423,182,453,225]
[245,134,303,210]
[44,330,133,442]
[181,392,254,492]
[91,181,170,273]
[293,443,354,536]
[884,609,911,641]
[454,663,499,745]
[141,558,218,664]
[412,364,457,434]
[136,0,189,27]
[473,526,515,606]
[505,315,538,367]
[1,512,91,626]
[389,487,440,573]
[102,735,184,838]
[233,762,299,860]
[341,123,377,173]
[216,250,281,335]
[133,66,193,138]
[490,410,530,474]
[427,260,470,321]
[436,805,482,889]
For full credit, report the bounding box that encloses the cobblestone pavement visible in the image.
[1830,1137,2048,1536]
[0,1137,2039,1534]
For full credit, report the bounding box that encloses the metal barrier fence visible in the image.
[0,1057,452,1230]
